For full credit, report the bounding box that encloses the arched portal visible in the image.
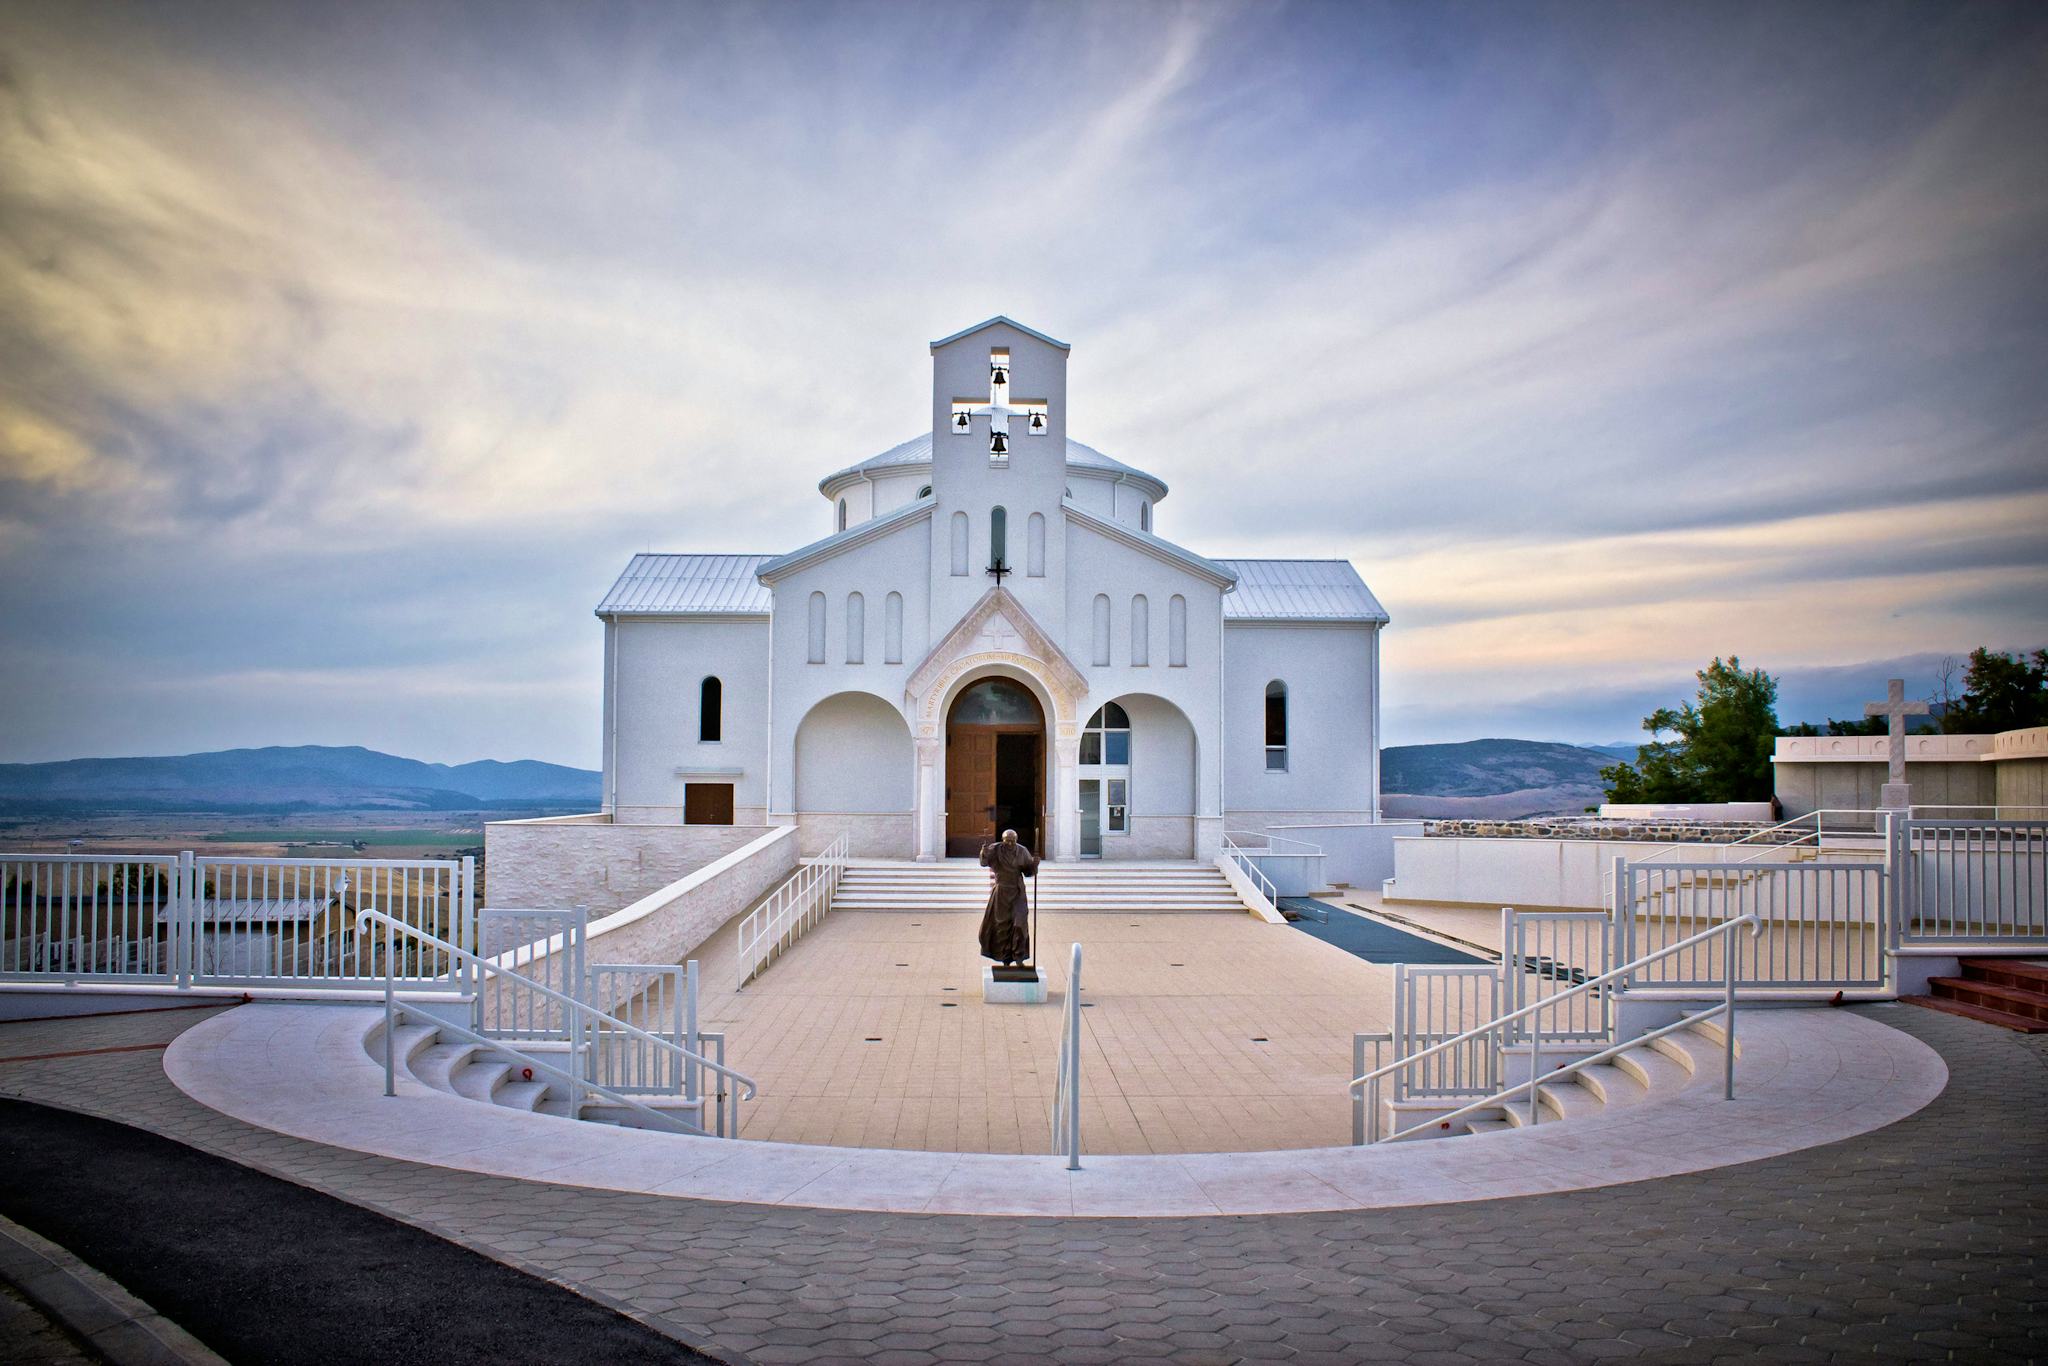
[945,676,1045,857]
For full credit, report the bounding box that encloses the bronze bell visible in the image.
[989,431,1009,455]
[991,366,1008,386]
[1030,412,1045,431]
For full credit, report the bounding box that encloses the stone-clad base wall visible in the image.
[1103,816,1195,860]
[484,815,770,913]
[792,812,915,858]
[1422,819,1799,844]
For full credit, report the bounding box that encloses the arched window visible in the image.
[1130,595,1150,666]
[884,591,903,664]
[917,484,932,498]
[699,677,722,742]
[950,511,969,576]
[1168,594,1188,666]
[807,592,826,664]
[1081,702,1131,765]
[845,592,865,664]
[990,506,1007,571]
[1139,500,1151,533]
[1026,512,1046,577]
[837,498,848,532]
[1265,681,1288,771]
[1092,593,1111,667]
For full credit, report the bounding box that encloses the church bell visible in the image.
[989,430,1009,455]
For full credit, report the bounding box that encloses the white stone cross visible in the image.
[951,350,1049,458]
[1864,677,1929,806]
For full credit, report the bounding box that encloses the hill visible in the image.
[0,745,600,815]
[1381,738,1620,819]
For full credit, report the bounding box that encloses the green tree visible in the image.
[1940,648,2048,734]
[1601,657,1781,803]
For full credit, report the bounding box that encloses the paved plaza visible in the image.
[1,1002,2043,1363]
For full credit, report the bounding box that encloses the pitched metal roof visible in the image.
[928,315,1071,351]
[595,554,773,616]
[818,433,1164,495]
[1217,559,1389,623]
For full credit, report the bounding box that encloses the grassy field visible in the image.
[205,829,482,848]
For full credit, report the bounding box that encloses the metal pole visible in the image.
[1351,1035,1365,1147]
[1528,1026,1541,1127]
[1066,941,1082,1171]
[383,918,397,1098]
[1723,924,1737,1102]
[685,958,701,1110]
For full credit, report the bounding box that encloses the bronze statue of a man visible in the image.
[977,828,1038,966]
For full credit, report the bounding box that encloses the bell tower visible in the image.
[926,316,1070,632]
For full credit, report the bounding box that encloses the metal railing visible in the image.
[1389,963,1500,1099]
[1351,914,1759,1143]
[478,906,588,1038]
[1501,909,1612,1043]
[1220,833,1279,907]
[1,852,474,991]
[1628,808,1889,867]
[735,833,848,989]
[1615,858,1886,990]
[1049,942,1082,1170]
[1900,818,2048,944]
[358,906,756,1138]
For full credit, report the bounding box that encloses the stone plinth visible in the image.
[982,964,1048,1005]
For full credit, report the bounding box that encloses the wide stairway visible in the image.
[1905,957,2048,1033]
[830,859,1254,915]
[1448,1018,1733,1137]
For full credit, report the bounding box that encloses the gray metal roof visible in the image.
[1217,559,1388,623]
[818,434,1164,496]
[929,315,1071,351]
[595,554,774,616]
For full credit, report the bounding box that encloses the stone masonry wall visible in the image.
[484,816,771,913]
[1422,819,1800,844]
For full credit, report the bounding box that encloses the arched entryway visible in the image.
[945,677,1045,857]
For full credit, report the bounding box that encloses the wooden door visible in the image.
[947,729,997,847]
[684,782,734,826]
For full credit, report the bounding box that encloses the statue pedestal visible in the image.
[1880,782,1913,812]
[982,964,1047,1005]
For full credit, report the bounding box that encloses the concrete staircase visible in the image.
[1904,958,2048,1033]
[829,860,1254,915]
[364,1017,714,1132]
[1451,1018,1734,1136]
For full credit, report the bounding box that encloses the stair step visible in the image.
[1650,1031,1728,1081]
[1900,994,2048,1033]
[1572,1063,1650,1107]
[1536,1078,1602,1120]
[451,1060,510,1103]
[1614,1046,1691,1093]
[1463,1116,1513,1135]
[1957,957,2048,993]
[409,1041,480,1093]
[493,1080,549,1111]
[377,1022,439,1071]
[1928,977,2048,1023]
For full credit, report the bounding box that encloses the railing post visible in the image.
[685,957,701,1113]
[1723,923,1737,1101]
[174,851,196,989]
[1352,1035,1365,1146]
[459,855,476,995]
[383,917,398,1098]
[1065,941,1082,1172]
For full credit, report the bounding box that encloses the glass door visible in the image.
[1079,779,1102,857]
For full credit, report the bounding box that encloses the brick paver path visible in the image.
[2,1002,2044,1364]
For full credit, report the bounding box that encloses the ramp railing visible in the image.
[1049,942,1083,1170]
[736,833,849,989]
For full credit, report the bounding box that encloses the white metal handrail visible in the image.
[1629,809,1887,867]
[736,833,848,989]
[1350,913,1760,1143]
[1049,942,1082,1170]
[1220,833,1279,906]
[356,906,756,1138]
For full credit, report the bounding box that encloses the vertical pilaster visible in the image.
[1053,736,1082,861]
[915,737,943,861]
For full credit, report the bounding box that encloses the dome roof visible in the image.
[818,433,1166,498]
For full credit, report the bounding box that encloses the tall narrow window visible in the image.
[990,506,1007,571]
[950,511,969,576]
[1168,594,1187,666]
[699,677,722,742]
[1139,500,1151,532]
[837,498,848,532]
[807,592,826,664]
[1265,681,1289,771]
[1130,595,1150,666]
[845,592,865,664]
[884,591,903,664]
[1026,512,1046,577]
[1092,593,1111,667]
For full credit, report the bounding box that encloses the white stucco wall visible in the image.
[794,691,915,811]
[603,616,769,821]
[1223,621,1378,827]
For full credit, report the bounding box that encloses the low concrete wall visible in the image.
[1385,835,1809,911]
[1268,821,1425,888]
[1245,852,1327,896]
[1599,802,1775,822]
[1993,727,2048,812]
[484,814,772,913]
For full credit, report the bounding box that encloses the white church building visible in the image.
[594,317,1387,863]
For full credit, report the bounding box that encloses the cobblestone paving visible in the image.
[2,1002,2045,1364]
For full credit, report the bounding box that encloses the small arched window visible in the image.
[1026,512,1046,577]
[807,592,827,664]
[917,484,932,498]
[845,592,865,664]
[1265,681,1288,771]
[1081,702,1131,766]
[1092,593,1111,667]
[1130,595,1150,666]
[1139,500,1151,533]
[1168,594,1188,666]
[699,677,722,742]
[837,498,848,532]
[990,506,1007,571]
[950,510,969,576]
[884,591,904,664]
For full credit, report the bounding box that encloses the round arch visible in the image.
[1083,691,1200,859]
[793,690,914,815]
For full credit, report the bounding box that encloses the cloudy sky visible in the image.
[2,0,2045,766]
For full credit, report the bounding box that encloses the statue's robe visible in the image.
[977,840,1039,964]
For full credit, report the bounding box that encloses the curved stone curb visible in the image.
[164,1003,1946,1219]
[0,1212,227,1366]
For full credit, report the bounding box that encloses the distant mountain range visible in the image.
[0,746,601,815]
[1382,738,1629,820]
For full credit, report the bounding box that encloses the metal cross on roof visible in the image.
[1864,677,1930,796]
[951,350,1049,460]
